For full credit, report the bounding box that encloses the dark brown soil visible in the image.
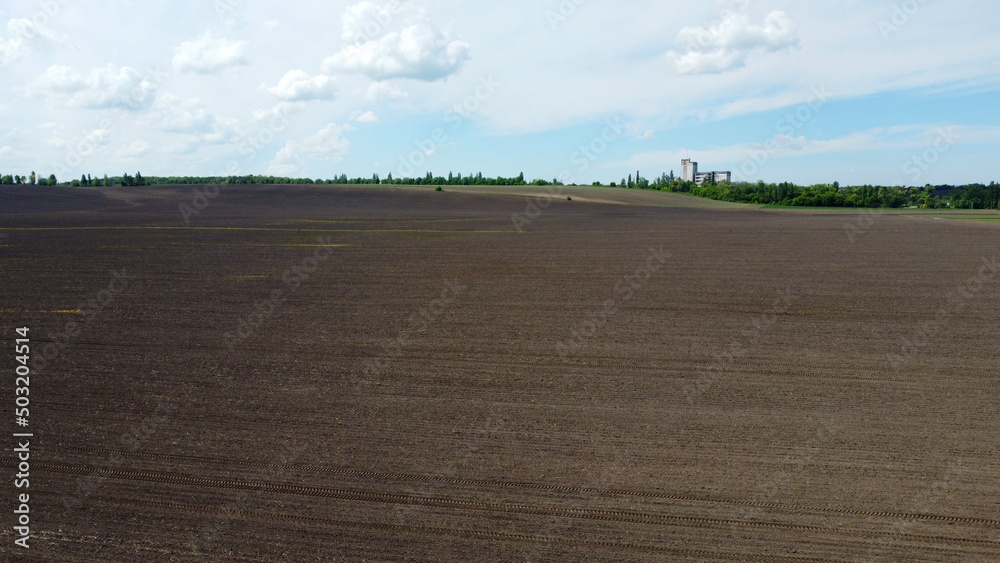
[1,184,999,562]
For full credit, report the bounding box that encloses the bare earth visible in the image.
[1,184,999,562]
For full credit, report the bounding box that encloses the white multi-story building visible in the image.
[695,171,731,185]
[681,159,697,182]
[682,159,730,186]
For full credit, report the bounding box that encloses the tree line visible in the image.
[0,171,145,187]
[0,171,543,187]
[4,168,998,209]
[623,173,1000,209]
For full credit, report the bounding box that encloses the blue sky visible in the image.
[2,0,999,186]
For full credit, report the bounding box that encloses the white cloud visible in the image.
[363,81,408,101]
[172,31,248,74]
[768,134,809,152]
[143,95,239,154]
[607,124,1000,177]
[635,130,655,141]
[117,140,151,158]
[0,145,10,156]
[340,1,399,44]
[250,101,304,123]
[29,64,156,110]
[31,65,84,93]
[263,70,337,101]
[0,39,15,66]
[351,110,378,123]
[323,2,470,81]
[670,10,799,75]
[42,134,68,148]
[0,19,30,65]
[1,18,60,66]
[146,95,220,133]
[269,123,353,173]
[43,126,113,152]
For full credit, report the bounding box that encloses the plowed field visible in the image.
[1,184,999,561]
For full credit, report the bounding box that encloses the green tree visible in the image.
[987,181,1000,209]
[48,174,57,185]
[29,171,35,185]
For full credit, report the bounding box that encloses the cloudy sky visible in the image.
[1,0,999,186]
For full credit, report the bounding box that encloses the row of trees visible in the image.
[1,172,57,185]
[950,183,1000,209]
[7,169,999,209]
[138,172,538,187]
[616,174,999,209]
[379,171,531,186]
[1,172,147,187]
[114,172,535,186]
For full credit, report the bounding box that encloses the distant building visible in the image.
[681,159,697,182]
[682,159,730,186]
[695,171,731,185]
